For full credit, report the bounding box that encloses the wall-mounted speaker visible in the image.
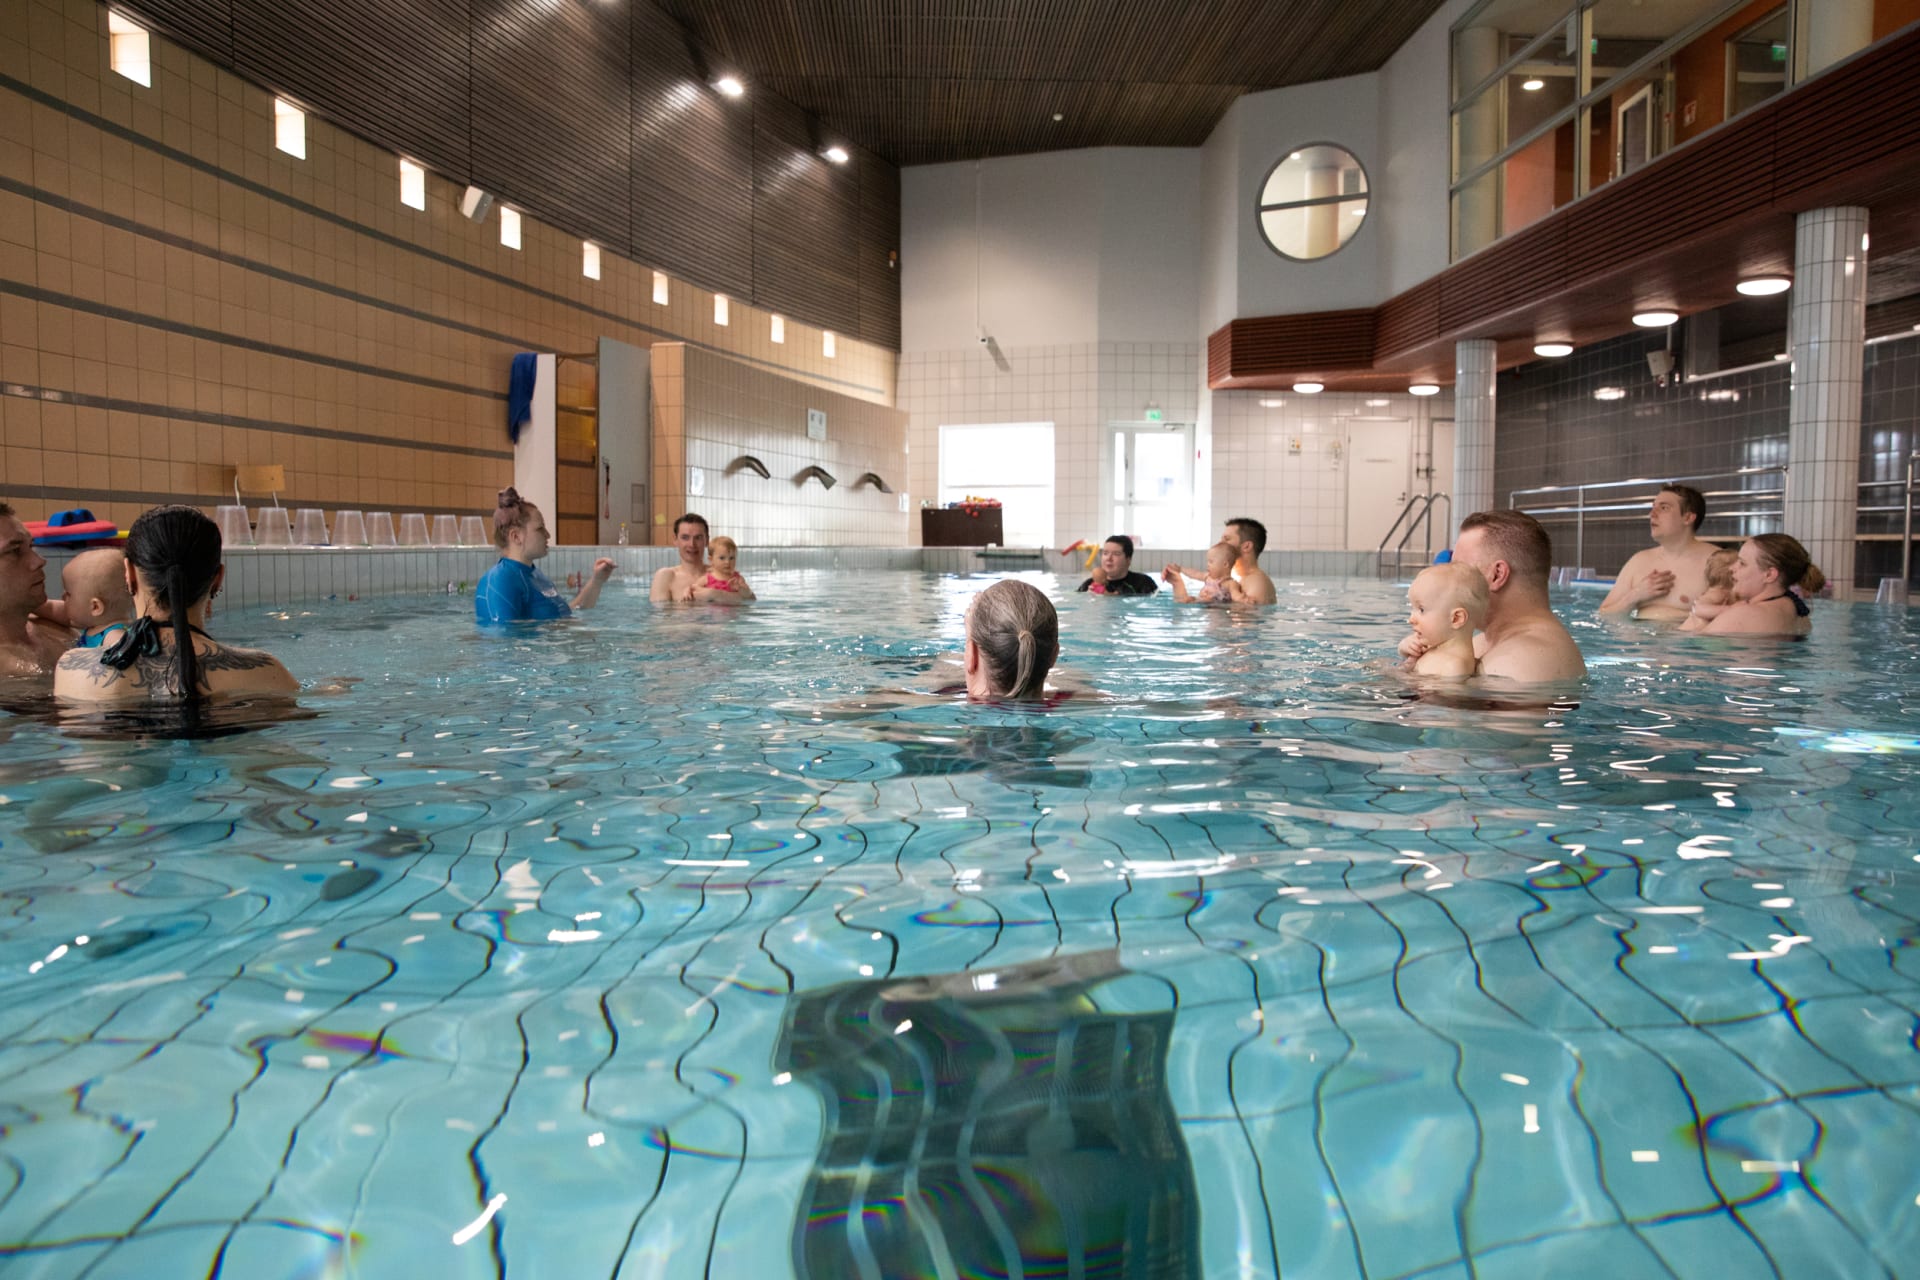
[459,185,494,221]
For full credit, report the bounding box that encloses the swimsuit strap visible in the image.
[1756,592,1811,618]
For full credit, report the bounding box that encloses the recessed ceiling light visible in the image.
[1594,386,1627,400]
[1736,276,1790,296]
[1521,78,1545,91]
[1633,310,1678,327]
[1293,382,1324,394]
[1533,342,1573,357]
[822,146,849,164]
[1052,112,1064,122]
[713,76,744,97]
[1409,384,1440,396]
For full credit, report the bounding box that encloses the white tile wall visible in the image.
[1208,388,1454,551]
[1787,206,1869,599]
[900,341,1201,549]
[1455,339,1497,521]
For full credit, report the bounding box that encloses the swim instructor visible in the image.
[474,488,616,623]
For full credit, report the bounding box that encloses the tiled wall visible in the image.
[1490,328,1920,582]
[1210,389,1455,551]
[650,345,910,546]
[0,0,894,541]
[899,341,1201,548]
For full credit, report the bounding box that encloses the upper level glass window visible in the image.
[1257,145,1369,261]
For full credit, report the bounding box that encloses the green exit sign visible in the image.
[1145,408,1164,422]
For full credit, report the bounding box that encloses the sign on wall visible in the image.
[807,409,827,441]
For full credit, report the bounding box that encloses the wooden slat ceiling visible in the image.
[653,0,1454,165]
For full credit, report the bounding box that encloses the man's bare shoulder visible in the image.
[1481,613,1587,682]
[1239,567,1278,604]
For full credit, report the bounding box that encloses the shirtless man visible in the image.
[1598,483,1716,622]
[1165,517,1277,605]
[0,503,75,677]
[1405,509,1586,683]
[649,512,710,602]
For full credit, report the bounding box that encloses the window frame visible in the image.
[1253,142,1372,263]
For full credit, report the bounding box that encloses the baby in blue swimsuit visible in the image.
[62,548,134,649]
[474,488,616,623]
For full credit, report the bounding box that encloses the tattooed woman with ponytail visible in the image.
[55,505,297,703]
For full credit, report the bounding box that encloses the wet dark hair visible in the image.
[968,580,1059,698]
[112,504,222,700]
[493,486,536,549]
[1460,509,1553,583]
[1660,483,1706,528]
[1750,533,1826,595]
[0,501,14,519]
[1103,535,1134,560]
[1225,517,1267,556]
[673,512,709,536]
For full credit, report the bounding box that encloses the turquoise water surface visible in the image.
[1,572,1917,1279]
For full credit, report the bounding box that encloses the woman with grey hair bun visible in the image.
[964,580,1060,700]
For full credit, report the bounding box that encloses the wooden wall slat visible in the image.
[857,153,901,350]
[751,95,861,336]
[471,0,633,259]
[230,0,471,181]
[630,0,756,301]
[119,0,232,66]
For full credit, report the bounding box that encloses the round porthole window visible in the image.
[1257,144,1369,261]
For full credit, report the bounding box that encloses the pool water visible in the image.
[2,572,1918,1279]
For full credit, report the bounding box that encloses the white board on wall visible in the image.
[513,353,557,533]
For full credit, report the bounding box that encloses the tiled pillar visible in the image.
[1787,206,1868,598]
[1454,339,1497,527]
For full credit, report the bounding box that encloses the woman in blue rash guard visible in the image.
[473,488,616,623]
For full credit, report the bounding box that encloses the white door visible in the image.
[1110,423,1195,552]
[1345,420,1412,551]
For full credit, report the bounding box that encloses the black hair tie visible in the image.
[100,616,165,670]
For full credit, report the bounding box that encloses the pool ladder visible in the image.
[1377,492,1450,578]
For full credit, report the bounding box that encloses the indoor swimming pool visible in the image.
[1,572,1917,1279]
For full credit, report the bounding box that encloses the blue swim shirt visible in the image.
[474,557,571,623]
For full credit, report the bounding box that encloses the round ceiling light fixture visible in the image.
[1632,310,1679,327]
[1533,342,1573,358]
[1520,78,1545,91]
[713,76,744,97]
[1292,382,1325,394]
[1736,276,1791,296]
[1408,383,1440,396]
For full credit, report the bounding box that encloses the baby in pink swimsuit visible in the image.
[691,535,756,604]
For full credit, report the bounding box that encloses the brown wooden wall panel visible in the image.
[752,96,861,336]
[857,153,901,349]
[1216,310,1374,380]
[1771,23,1920,207]
[1373,276,1440,362]
[229,0,471,181]
[1437,217,1567,334]
[1207,327,1233,384]
[122,0,231,66]
[630,0,756,302]
[472,0,633,259]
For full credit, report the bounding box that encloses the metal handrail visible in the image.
[1510,466,1790,570]
[1905,451,1918,593]
[1376,492,1451,576]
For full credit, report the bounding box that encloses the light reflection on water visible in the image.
[0,572,1916,1278]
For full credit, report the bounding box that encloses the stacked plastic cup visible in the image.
[255,507,293,546]
[367,512,398,548]
[458,515,488,546]
[333,510,369,547]
[430,514,458,546]
[215,505,253,547]
[293,509,329,546]
[399,513,431,547]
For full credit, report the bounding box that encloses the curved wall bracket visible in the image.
[853,472,893,493]
[795,465,838,490]
[727,455,771,478]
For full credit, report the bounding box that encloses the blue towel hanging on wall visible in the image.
[507,352,538,443]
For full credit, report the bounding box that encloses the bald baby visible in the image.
[62,548,134,648]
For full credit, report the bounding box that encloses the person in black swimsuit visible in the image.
[55,505,297,703]
[1077,535,1157,595]
[1698,533,1824,637]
